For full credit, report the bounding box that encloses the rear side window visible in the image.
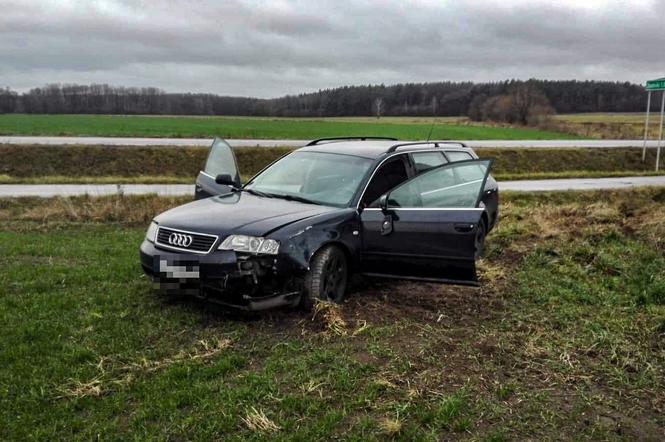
[445,151,474,162]
[412,152,447,173]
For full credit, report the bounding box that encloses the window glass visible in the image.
[363,157,409,206]
[412,152,447,173]
[246,151,372,207]
[445,150,474,162]
[204,139,238,179]
[387,160,490,208]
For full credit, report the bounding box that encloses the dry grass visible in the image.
[123,338,232,373]
[378,416,402,436]
[300,380,327,397]
[0,175,191,184]
[56,338,231,399]
[373,377,398,390]
[0,144,292,178]
[0,194,190,225]
[241,407,281,433]
[56,379,104,399]
[312,301,348,336]
[2,144,660,184]
[550,114,653,139]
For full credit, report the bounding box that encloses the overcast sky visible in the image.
[1,0,663,97]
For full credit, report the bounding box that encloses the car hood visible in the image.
[154,192,338,237]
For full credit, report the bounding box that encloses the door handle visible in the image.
[454,223,475,233]
[380,215,393,236]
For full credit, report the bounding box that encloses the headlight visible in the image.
[145,221,158,243]
[218,235,280,255]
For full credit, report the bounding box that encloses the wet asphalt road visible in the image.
[2,176,664,198]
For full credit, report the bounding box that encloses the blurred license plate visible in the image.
[159,259,200,279]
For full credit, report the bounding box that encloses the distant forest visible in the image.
[0,80,654,117]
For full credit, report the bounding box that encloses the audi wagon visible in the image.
[140,137,498,310]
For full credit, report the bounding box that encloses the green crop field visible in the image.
[0,190,663,440]
[0,114,576,140]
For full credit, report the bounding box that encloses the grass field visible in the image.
[4,170,665,185]
[553,113,654,139]
[555,113,647,124]
[0,144,661,184]
[0,114,576,140]
[1,190,664,440]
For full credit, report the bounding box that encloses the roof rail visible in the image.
[386,141,468,153]
[306,136,398,146]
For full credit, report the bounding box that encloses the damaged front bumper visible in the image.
[139,240,303,311]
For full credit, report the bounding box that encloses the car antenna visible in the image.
[425,118,436,142]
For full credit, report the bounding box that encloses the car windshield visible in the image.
[244,151,373,207]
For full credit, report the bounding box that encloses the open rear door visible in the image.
[360,159,492,286]
[195,138,241,199]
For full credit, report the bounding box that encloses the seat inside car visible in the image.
[363,158,409,206]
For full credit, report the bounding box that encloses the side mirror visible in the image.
[215,174,235,186]
[379,194,388,211]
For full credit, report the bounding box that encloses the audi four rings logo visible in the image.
[168,232,193,247]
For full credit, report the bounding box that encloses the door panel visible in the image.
[195,138,241,200]
[361,208,483,283]
[360,159,492,285]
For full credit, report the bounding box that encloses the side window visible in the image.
[445,150,474,162]
[412,152,447,173]
[388,160,490,208]
[204,139,239,180]
[363,156,409,206]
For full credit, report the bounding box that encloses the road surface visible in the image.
[1,176,664,198]
[1,136,663,149]
[499,175,665,191]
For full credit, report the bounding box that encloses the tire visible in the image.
[474,218,487,260]
[300,245,348,309]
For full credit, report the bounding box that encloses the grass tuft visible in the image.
[56,379,104,399]
[241,407,281,433]
[378,416,402,436]
[312,301,347,336]
[56,338,232,400]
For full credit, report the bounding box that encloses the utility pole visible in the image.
[642,90,651,161]
[657,91,664,171]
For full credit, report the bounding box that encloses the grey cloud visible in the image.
[0,0,663,97]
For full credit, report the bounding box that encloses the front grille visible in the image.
[155,226,218,254]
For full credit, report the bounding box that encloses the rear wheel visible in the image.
[300,245,348,309]
[474,218,487,260]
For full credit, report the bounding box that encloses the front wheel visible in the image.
[300,245,348,310]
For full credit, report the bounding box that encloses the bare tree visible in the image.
[373,97,384,119]
[476,82,554,126]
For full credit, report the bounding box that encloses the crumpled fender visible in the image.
[271,208,360,274]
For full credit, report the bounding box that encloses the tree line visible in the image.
[0,80,655,118]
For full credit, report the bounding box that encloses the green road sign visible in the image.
[646,78,665,91]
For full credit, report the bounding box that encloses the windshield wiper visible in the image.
[265,193,320,205]
[242,188,273,198]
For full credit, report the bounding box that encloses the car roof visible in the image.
[296,140,474,160]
